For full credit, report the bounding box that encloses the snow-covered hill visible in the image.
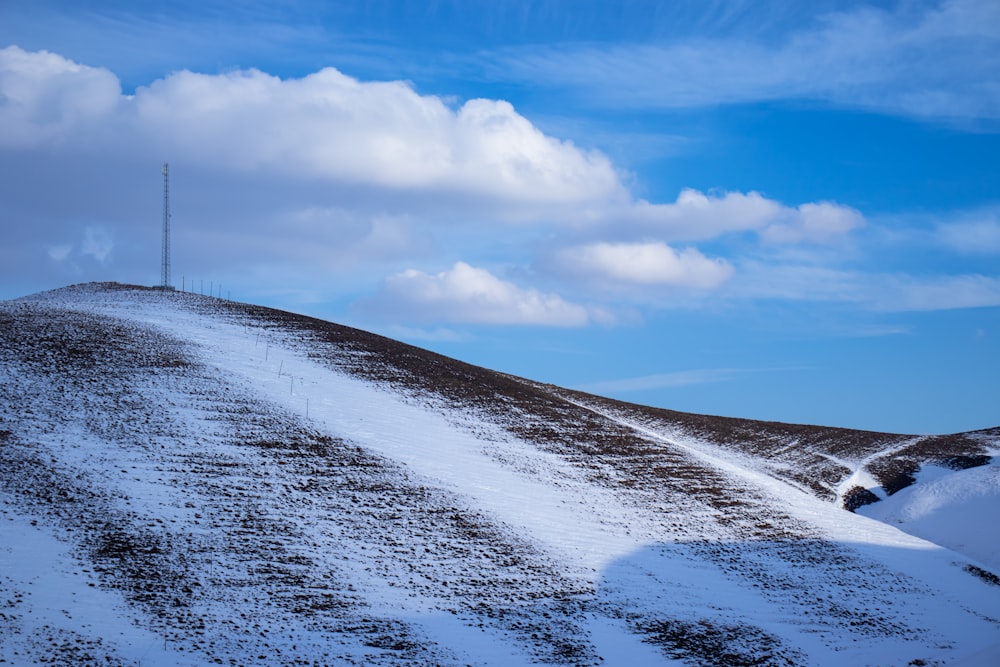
[1,282,998,666]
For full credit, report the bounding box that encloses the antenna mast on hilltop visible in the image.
[160,162,171,289]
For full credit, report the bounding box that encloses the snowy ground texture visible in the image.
[1,282,998,666]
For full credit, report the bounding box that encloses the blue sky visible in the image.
[1,0,998,434]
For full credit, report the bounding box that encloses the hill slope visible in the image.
[1,283,998,666]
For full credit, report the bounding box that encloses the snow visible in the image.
[0,496,192,666]
[1,283,999,666]
[859,459,1000,571]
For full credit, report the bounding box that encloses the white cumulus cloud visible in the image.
[361,262,596,326]
[616,189,863,244]
[554,241,734,290]
[621,189,782,241]
[0,46,623,210]
[0,46,122,147]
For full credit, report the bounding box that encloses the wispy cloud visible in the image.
[872,273,1000,311]
[47,244,72,262]
[487,0,1000,125]
[80,226,114,262]
[937,212,1000,255]
[578,368,740,394]
[759,202,865,245]
[371,324,469,344]
[731,262,1000,312]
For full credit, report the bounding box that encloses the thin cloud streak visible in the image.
[486,0,1000,124]
[937,214,1000,256]
[578,368,741,394]
[730,263,1000,312]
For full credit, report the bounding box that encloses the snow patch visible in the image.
[859,460,1000,570]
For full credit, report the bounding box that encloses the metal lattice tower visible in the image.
[160,163,171,289]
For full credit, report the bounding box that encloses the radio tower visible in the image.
[160,163,171,289]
